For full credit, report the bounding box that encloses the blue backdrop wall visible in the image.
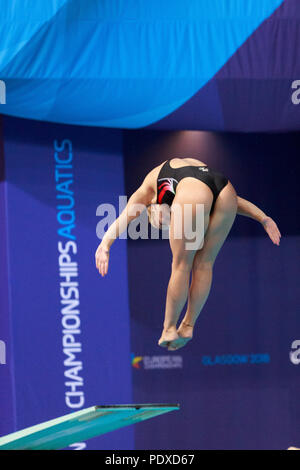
[124,129,300,450]
[0,116,16,436]
[1,118,300,450]
[0,116,133,450]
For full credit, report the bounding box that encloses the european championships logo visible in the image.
[131,354,143,369]
[131,353,183,370]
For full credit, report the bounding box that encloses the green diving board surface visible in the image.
[0,404,180,450]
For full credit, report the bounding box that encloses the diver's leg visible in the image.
[158,235,195,347]
[159,184,212,348]
[169,183,237,350]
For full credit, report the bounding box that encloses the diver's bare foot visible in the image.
[158,327,179,348]
[168,322,193,351]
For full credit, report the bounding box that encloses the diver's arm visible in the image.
[237,196,281,246]
[103,185,153,248]
[237,196,267,223]
[95,180,154,276]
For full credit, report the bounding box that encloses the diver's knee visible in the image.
[192,258,214,274]
[172,252,194,272]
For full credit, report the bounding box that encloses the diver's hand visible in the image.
[262,216,281,246]
[95,243,110,277]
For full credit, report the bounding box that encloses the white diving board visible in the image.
[0,404,180,450]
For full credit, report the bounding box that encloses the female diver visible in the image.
[95,158,281,351]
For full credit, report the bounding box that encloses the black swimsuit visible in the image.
[157,160,228,213]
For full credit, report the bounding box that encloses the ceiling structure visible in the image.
[1,0,299,132]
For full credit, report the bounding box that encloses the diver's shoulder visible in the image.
[170,157,207,167]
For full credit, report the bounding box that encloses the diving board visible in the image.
[0,404,179,450]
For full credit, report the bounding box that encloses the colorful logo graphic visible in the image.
[131,354,143,369]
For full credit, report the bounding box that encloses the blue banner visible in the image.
[0,117,16,437]
[1,117,133,450]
